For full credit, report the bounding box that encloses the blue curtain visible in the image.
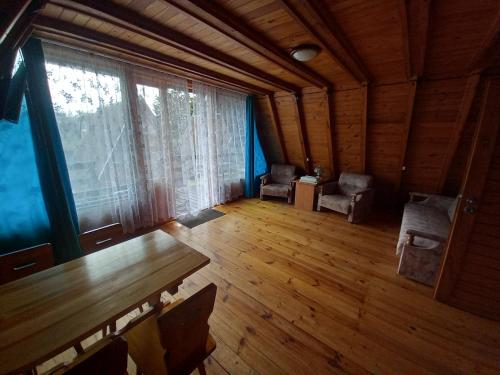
[22,38,82,263]
[0,97,52,254]
[245,95,268,197]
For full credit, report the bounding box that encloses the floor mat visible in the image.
[176,208,225,229]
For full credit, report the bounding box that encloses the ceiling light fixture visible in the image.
[290,44,321,62]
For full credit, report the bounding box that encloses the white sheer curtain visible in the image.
[192,83,246,206]
[44,43,246,232]
[44,45,144,233]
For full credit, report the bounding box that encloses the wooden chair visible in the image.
[0,243,54,285]
[43,336,128,375]
[124,283,217,375]
[79,223,125,255]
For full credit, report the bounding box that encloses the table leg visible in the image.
[167,282,180,295]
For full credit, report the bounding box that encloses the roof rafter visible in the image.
[402,0,433,78]
[34,16,271,95]
[278,0,371,85]
[163,0,332,89]
[292,93,312,174]
[468,10,500,73]
[266,95,288,164]
[50,0,300,93]
[437,73,481,192]
[0,0,31,44]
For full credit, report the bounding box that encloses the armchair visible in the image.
[317,172,374,223]
[396,192,457,286]
[260,164,297,204]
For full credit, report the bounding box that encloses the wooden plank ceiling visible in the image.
[15,0,500,194]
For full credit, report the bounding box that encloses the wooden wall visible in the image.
[450,132,500,318]
[256,76,490,199]
[435,78,500,320]
[401,78,467,192]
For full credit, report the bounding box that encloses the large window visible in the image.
[44,44,246,233]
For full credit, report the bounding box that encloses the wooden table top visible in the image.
[0,230,209,374]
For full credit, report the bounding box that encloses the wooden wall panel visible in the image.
[402,78,466,192]
[326,0,406,84]
[219,0,357,90]
[366,83,409,195]
[425,0,499,78]
[301,88,333,179]
[443,81,486,196]
[333,89,363,173]
[447,113,500,320]
[274,92,305,171]
[255,96,285,164]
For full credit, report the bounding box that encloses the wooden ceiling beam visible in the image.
[437,73,481,192]
[1,0,47,117]
[0,0,30,44]
[399,0,411,80]
[396,79,418,191]
[266,95,288,164]
[0,0,47,57]
[163,0,332,89]
[324,88,336,178]
[278,0,371,85]
[292,93,312,174]
[403,0,432,78]
[360,84,368,173]
[468,10,500,73]
[34,16,271,95]
[50,0,299,93]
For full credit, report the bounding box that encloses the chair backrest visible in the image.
[339,172,373,189]
[338,172,373,196]
[79,223,124,255]
[157,283,217,374]
[270,164,296,185]
[46,336,128,375]
[0,243,54,284]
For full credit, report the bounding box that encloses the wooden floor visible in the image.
[38,198,500,374]
[163,199,500,375]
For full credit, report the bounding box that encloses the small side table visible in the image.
[294,181,318,211]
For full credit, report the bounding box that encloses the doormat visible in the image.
[177,208,225,229]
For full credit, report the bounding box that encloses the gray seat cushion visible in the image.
[261,183,290,196]
[397,202,451,255]
[319,194,351,214]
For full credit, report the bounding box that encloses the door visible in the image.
[434,77,500,320]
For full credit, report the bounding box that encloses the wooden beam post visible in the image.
[293,93,312,174]
[467,10,500,73]
[52,0,300,92]
[435,78,500,301]
[399,0,411,80]
[360,84,368,173]
[396,79,418,191]
[278,0,370,84]
[164,0,331,88]
[324,88,336,179]
[34,16,272,95]
[404,0,433,78]
[0,0,30,44]
[266,95,288,164]
[437,73,481,192]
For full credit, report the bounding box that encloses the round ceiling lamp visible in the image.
[290,44,321,62]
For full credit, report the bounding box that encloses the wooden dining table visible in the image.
[0,229,209,375]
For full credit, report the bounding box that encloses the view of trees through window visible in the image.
[44,47,246,233]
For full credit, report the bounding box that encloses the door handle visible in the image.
[463,196,478,215]
[463,206,476,214]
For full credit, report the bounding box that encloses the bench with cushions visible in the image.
[396,192,458,286]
